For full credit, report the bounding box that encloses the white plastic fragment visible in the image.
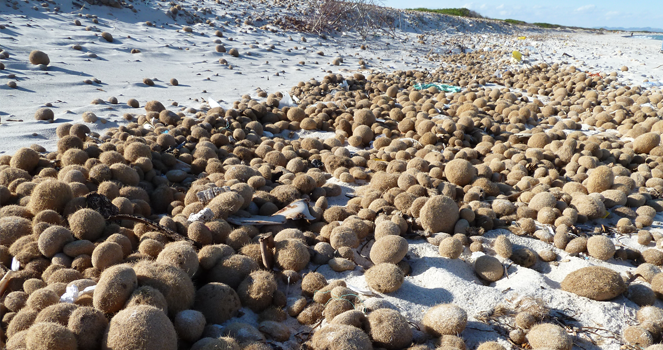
[188,207,214,223]
[227,199,315,225]
[208,98,221,109]
[346,283,375,296]
[60,284,79,303]
[61,284,96,304]
[196,186,231,204]
[279,92,297,107]
[11,257,20,272]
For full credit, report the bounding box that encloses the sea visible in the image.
[635,34,663,41]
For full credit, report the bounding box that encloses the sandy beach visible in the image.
[1,0,663,349]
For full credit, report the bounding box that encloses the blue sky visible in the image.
[382,0,663,29]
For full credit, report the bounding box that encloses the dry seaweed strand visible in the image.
[108,214,188,242]
[84,192,189,242]
[549,308,639,350]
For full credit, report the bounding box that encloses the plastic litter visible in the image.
[413,83,461,93]
[339,80,349,91]
[517,36,527,40]
[512,50,522,62]
[11,257,20,272]
[60,284,96,303]
[346,283,375,296]
[279,92,297,107]
[208,98,221,109]
[188,207,214,223]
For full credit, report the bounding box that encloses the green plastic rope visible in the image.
[414,83,461,93]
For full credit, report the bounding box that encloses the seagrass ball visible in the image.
[69,208,105,241]
[627,283,656,306]
[101,31,113,42]
[526,323,572,350]
[26,289,59,311]
[34,303,78,326]
[156,241,199,278]
[207,254,259,289]
[29,50,50,65]
[561,266,626,301]
[367,308,412,350]
[124,285,169,314]
[193,282,241,324]
[26,322,77,350]
[474,255,503,281]
[494,235,512,258]
[515,312,536,329]
[28,180,73,214]
[11,147,40,171]
[133,261,195,317]
[274,239,310,272]
[310,324,372,350]
[445,159,476,186]
[174,309,206,343]
[237,270,277,312]
[420,195,459,234]
[7,308,38,339]
[301,272,327,296]
[476,342,506,350]
[374,220,401,240]
[439,237,463,259]
[67,306,108,350]
[422,304,467,336]
[365,262,404,293]
[103,305,177,350]
[324,298,353,322]
[587,235,615,261]
[93,264,137,314]
[297,302,324,325]
[35,108,55,121]
[5,291,28,312]
[369,235,408,264]
[623,326,654,347]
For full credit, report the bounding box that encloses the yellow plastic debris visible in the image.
[512,50,522,61]
[517,36,527,40]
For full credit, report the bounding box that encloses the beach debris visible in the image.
[60,283,96,303]
[226,199,315,225]
[413,82,461,92]
[196,186,232,204]
[0,258,20,297]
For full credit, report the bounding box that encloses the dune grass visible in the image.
[504,19,526,25]
[407,8,483,18]
[409,7,590,31]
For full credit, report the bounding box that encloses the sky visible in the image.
[381,0,663,30]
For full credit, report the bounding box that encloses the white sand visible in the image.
[2,1,663,349]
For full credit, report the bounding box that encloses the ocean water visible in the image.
[635,34,663,41]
